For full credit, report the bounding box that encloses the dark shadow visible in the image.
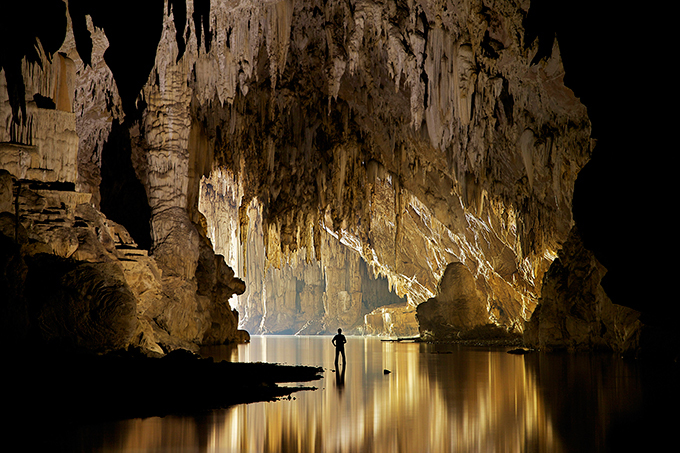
[99,119,152,249]
[335,362,345,395]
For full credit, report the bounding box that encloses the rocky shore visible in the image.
[6,348,324,428]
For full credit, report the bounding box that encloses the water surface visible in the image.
[65,336,676,452]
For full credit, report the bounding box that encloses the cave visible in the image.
[0,0,677,449]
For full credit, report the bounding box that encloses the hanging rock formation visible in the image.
[10,0,668,352]
[184,0,591,337]
[199,171,409,334]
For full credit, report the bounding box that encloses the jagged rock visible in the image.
[3,0,588,341]
[0,48,78,184]
[197,224,247,344]
[524,227,642,353]
[0,170,12,212]
[8,0,652,354]
[183,0,590,337]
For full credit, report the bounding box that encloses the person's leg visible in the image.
[341,349,346,366]
[335,349,340,366]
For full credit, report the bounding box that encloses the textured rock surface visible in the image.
[417,262,491,337]
[0,4,247,352]
[4,0,590,340]
[9,0,667,351]
[0,177,140,352]
[524,227,642,353]
[523,1,676,352]
[200,173,407,334]
[186,0,591,336]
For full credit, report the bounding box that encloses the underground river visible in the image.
[59,335,676,452]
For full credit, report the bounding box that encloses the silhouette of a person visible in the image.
[332,328,347,367]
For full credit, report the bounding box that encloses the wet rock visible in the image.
[363,303,419,337]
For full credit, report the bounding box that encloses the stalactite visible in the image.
[1,0,592,340]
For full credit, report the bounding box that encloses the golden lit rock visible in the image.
[1,0,621,349]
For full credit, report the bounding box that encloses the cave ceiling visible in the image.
[10,0,668,336]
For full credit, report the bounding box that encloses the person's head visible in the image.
[338,328,342,334]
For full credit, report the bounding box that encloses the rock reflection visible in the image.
[204,337,564,453]
[78,336,660,452]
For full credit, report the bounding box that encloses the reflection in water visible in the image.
[67,336,672,452]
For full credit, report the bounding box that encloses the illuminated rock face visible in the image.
[2,0,594,346]
[199,172,407,334]
[187,0,591,336]
[0,24,246,353]
[417,262,491,337]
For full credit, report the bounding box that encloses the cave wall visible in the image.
[526,1,675,326]
[185,0,592,336]
[199,170,408,335]
[518,1,677,353]
[1,0,615,348]
[0,0,247,354]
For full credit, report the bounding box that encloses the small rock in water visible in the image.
[507,348,530,355]
[384,369,391,374]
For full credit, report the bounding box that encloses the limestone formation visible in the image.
[524,227,642,353]
[199,171,409,334]
[417,262,490,338]
[8,0,652,351]
[0,11,247,353]
[363,303,419,337]
[184,0,591,337]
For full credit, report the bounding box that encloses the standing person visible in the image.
[332,328,347,367]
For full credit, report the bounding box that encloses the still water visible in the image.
[66,336,675,452]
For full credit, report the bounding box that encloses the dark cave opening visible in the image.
[0,0,67,122]
[525,0,675,325]
[193,0,213,53]
[68,0,165,118]
[99,120,152,250]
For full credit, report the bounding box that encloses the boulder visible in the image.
[417,262,491,339]
[363,303,419,337]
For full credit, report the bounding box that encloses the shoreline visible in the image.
[7,348,324,427]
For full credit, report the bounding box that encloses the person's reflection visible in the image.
[335,361,346,394]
